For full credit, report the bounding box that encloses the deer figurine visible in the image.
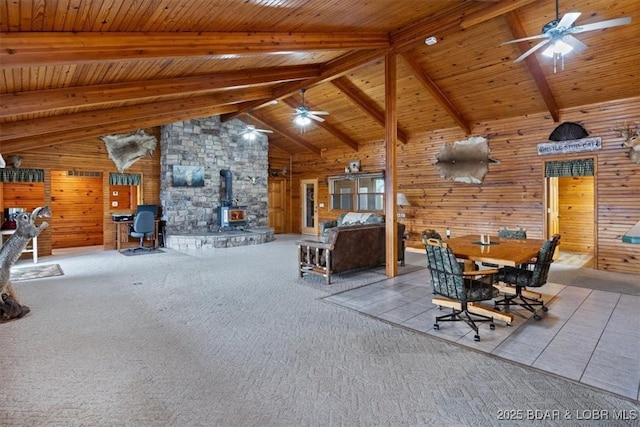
[614,123,640,165]
[0,206,51,321]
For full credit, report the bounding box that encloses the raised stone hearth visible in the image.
[166,227,274,250]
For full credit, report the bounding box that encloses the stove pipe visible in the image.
[220,169,233,206]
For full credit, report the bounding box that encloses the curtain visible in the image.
[0,168,45,182]
[109,173,141,186]
[545,159,594,177]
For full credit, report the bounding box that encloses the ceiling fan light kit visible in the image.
[293,88,329,129]
[240,117,273,141]
[294,115,312,127]
[502,0,631,72]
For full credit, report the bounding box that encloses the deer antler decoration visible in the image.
[613,123,640,165]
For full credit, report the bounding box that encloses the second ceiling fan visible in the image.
[292,88,329,127]
[502,0,632,71]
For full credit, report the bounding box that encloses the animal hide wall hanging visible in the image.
[435,135,499,184]
[100,129,157,172]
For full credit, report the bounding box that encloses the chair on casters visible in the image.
[129,211,155,251]
[425,238,503,342]
[494,234,561,320]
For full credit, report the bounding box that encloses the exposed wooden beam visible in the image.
[331,76,408,143]
[399,53,472,135]
[250,110,322,156]
[0,32,390,67]
[222,49,387,122]
[0,87,269,144]
[281,98,359,151]
[390,0,538,52]
[504,12,560,122]
[0,65,321,118]
[1,104,239,152]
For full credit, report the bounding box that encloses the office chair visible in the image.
[425,238,500,341]
[494,234,561,320]
[129,211,155,251]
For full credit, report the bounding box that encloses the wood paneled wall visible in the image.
[0,127,161,255]
[283,96,640,275]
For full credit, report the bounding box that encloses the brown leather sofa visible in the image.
[297,222,406,284]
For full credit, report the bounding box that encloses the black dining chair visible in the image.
[494,234,561,320]
[425,238,500,341]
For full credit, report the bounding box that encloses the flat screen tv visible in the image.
[136,204,158,217]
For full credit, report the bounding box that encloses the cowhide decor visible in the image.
[100,129,157,172]
[435,135,499,184]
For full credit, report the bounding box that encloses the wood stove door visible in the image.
[300,179,317,236]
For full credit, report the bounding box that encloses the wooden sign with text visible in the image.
[537,137,602,156]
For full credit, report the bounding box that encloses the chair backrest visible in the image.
[424,238,465,300]
[421,229,442,245]
[498,226,527,239]
[133,211,155,234]
[529,234,561,286]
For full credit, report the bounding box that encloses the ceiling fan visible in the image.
[292,88,329,127]
[502,0,632,71]
[240,111,273,141]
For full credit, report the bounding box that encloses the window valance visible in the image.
[545,159,594,177]
[0,168,45,182]
[109,173,141,186]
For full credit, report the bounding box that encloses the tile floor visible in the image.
[323,256,640,402]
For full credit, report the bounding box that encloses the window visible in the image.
[329,173,384,211]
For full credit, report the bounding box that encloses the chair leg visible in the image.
[494,285,548,320]
[433,298,495,341]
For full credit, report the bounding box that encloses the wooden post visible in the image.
[385,53,398,278]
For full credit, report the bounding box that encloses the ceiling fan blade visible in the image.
[513,39,551,63]
[500,34,548,45]
[556,12,581,29]
[308,110,329,115]
[570,16,632,33]
[256,128,273,133]
[562,35,588,54]
[307,113,326,122]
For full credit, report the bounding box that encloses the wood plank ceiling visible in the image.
[1,0,638,155]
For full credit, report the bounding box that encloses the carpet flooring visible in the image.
[1,236,638,426]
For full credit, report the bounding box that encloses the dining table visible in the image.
[435,234,547,326]
[445,234,546,268]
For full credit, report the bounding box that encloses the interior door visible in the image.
[51,170,104,248]
[300,179,318,235]
[547,176,560,237]
[268,177,287,233]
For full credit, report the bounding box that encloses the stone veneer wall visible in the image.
[160,116,268,234]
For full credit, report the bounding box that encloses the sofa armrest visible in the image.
[297,239,335,284]
[296,239,333,250]
[319,220,338,233]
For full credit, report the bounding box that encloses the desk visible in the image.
[1,229,38,263]
[113,220,159,250]
[446,234,545,268]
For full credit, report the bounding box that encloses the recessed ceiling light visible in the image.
[425,36,437,46]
